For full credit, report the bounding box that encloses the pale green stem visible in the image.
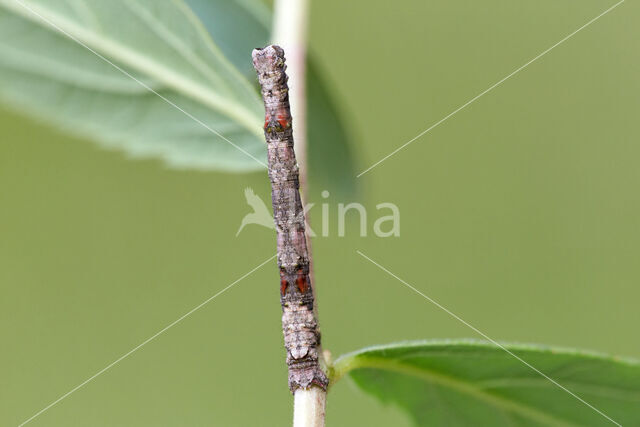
[272,1,327,426]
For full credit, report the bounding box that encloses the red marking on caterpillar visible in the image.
[264,114,270,129]
[280,271,288,295]
[276,111,289,129]
[296,269,307,293]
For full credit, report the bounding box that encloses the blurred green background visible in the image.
[1,0,638,425]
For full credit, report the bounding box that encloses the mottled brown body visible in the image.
[252,45,328,392]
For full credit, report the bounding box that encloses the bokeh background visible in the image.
[1,0,638,425]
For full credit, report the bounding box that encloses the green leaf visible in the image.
[186,0,358,196]
[306,61,357,197]
[185,0,271,80]
[332,340,640,426]
[0,0,266,171]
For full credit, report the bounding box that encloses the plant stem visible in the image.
[273,0,317,290]
[273,0,309,195]
[252,44,328,427]
[272,2,328,426]
[293,386,326,427]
